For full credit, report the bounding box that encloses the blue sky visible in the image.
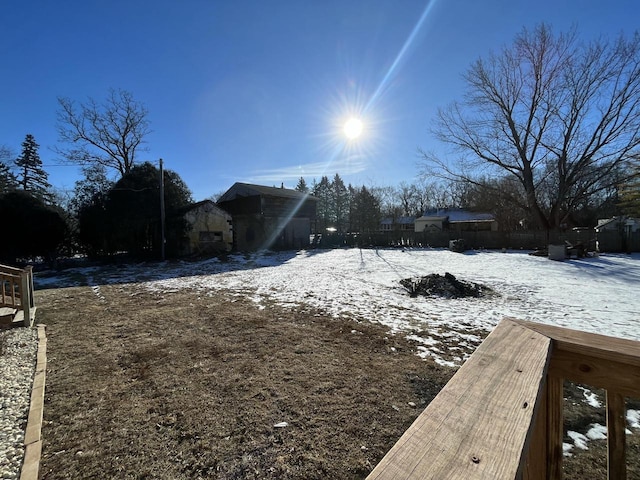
[1,0,637,201]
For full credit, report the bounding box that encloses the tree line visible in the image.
[1,24,640,264]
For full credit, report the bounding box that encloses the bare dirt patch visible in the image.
[36,283,453,479]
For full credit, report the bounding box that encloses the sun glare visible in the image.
[343,117,363,139]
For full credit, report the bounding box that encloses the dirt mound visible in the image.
[400,273,494,298]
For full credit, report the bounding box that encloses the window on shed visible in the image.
[199,231,223,243]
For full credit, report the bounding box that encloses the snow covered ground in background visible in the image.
[145,248,640,365]
[39,248,640,366]
[37,247,640,455]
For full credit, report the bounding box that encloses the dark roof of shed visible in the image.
[218,182,317,203]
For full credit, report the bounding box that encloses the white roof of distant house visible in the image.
[595,216,640,232]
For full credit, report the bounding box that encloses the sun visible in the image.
[343,117,363,139]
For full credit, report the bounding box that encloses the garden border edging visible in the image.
[20,324,46,480]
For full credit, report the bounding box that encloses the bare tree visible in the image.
[422,24,640,231]
[396,182,418,216]
[371,185,402,220]
[56,89,151,177]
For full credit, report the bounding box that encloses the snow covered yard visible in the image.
[36,247,640,468]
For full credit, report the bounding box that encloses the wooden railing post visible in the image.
[546,376,564,480]
[606,391,626,480]
[523,378,548,479]
[20,268,32,327]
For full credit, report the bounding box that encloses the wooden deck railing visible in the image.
[0,263,36,327]
[366,318,640,480]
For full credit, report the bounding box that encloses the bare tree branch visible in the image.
[55,89,151,177]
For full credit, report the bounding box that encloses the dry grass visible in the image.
[33,276,640,478]
[36,283,453,479]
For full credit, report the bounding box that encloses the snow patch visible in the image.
[567,430,589,450]
[577,386,602,408]
[628,410,640,430]
[586,423,607,440]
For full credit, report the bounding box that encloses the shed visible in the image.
[217,183,317,251]
[179,200,233,255]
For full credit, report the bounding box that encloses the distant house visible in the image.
[414,209,498,233]
[595,216,640,252]
[217,182,317,251]
[595,216,640,233]
[179,200,233,255]
[380,216,415,232]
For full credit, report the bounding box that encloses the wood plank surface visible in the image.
[548,349,640,399]
[19,441,41,480]
[366,319,552,480]
[509,319,640,368]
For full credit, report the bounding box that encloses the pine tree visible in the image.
[0,161,17,193]
[619,163,640,217]
[15,134,52,201]
[351,186,381,233]
[332,173,349,232]
[295,177,309,193]
[312,176,332,232]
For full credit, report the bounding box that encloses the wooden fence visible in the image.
[366,318,640,479]
[314,229,640,252]
[0,264,36,327]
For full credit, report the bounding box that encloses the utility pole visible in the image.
[159,158,166,261]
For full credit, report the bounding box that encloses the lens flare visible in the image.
[343,118,363,139]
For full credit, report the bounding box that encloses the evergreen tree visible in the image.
[312,176,332,232]
[619,163,640,217]
[332,173,349,232]
[0,161,17,194]
[295,177,309,193]
[351,186,381,233]
[15,134,51,201]
[0,190,69,264]
[77,162,192,258]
